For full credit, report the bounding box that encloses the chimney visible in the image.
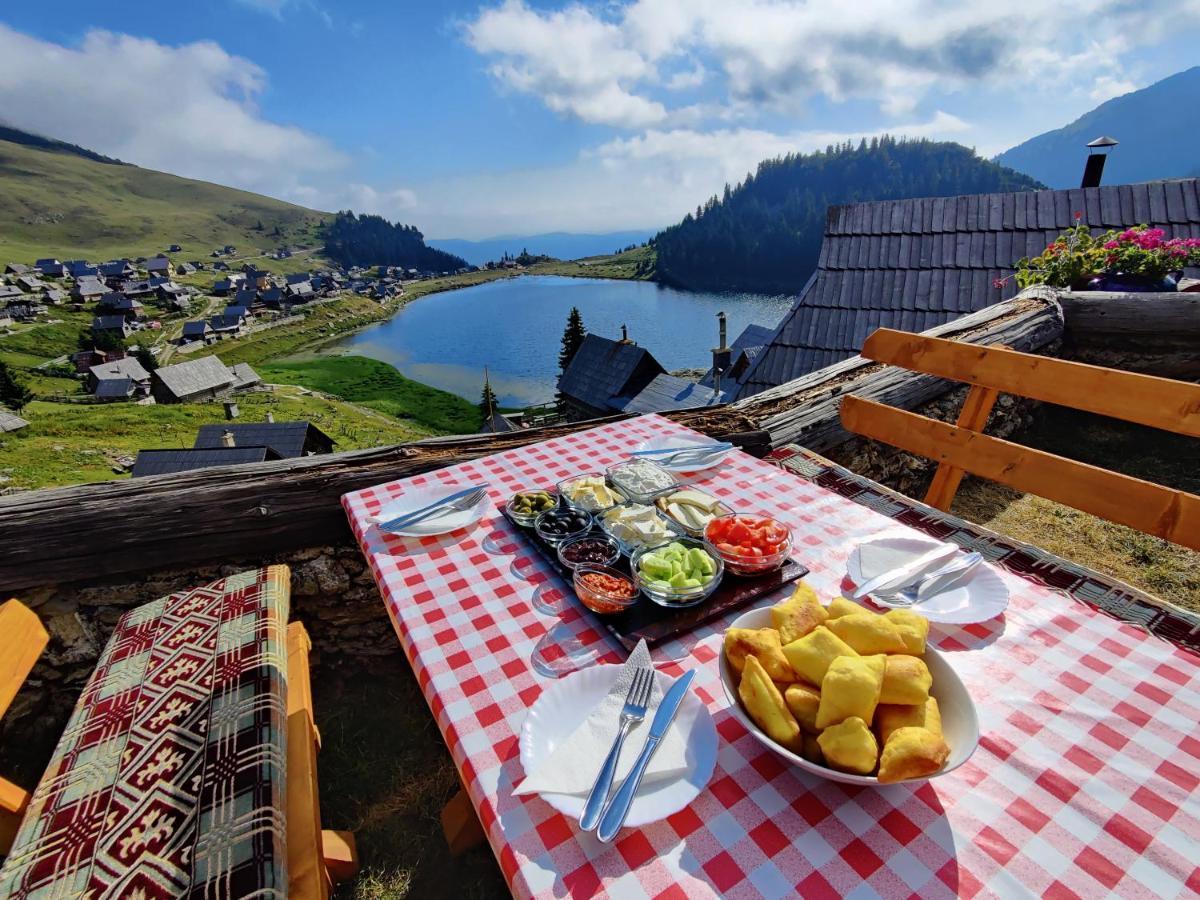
[265,411,274,423]
[221,430,236,448]
[1081,135,1118,189]
[223,400,239,419]
[711,311,733,396]
[619,323,632,344]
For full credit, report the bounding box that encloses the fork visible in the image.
[872,552,983,607]
[579,668,653,832]
[380,485,489,532]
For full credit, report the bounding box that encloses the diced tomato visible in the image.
[716,542,737,554]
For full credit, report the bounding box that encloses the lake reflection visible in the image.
[330,275,795,407]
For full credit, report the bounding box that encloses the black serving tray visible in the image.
[503,506,808,652]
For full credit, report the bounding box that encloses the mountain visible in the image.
[653,136,1043,294]
[996,67,1200,188]
[322,211,467,271]
[428,230,656,266]
[0,126,329,263]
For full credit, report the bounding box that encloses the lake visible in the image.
[330,275,795,407]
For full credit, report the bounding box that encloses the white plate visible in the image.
[368,484,490,537]
[634,435,732,472]
[719,607,980,786]
[848,536,1010,624]
[519,664,717,827]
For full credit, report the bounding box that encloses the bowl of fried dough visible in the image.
[718,584,979,785]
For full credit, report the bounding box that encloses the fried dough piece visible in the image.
[826,613,908,655]
[817,716,879,775]
[876,697,943,746]
[783,682,821,733]
[826,597,865,619]
[770,582,828,644]
[883,608,930,655]
[724,627,795,682]
[738,656,803,752]
[815,654,885,729]
[878,655,932,706]
[801,732,825,765]
[781,626,858,687]
[877,726,950,783]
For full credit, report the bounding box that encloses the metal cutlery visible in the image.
[849,543,960,601]
[596,669,695,843]
[379,484,490,532]
[579,668,654,832]
[871,552,984,608]
[629,442,732,459]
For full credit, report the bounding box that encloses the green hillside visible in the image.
[0,129,330,263]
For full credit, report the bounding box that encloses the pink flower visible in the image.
[992,278,1005,289]
[1073,210,1083,221]
[1103,240,1118,249]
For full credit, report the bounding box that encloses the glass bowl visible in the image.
[704,514,794,576]
[556,474,625,513]
[504,488,559,526]
[573,565,640,615]
[534,507,594,546]
[557,534,621,570]
[654,489,731,537]
[631,537,724,609]
[605,459,679,505]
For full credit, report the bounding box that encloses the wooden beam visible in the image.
[840,396,1200,551]
[1059,292,1200,343]
[0,776,31,855]
[0,600,48,720]
[924,384,999,510]
[860,328,1200,438]
[441,787,486,856]
[286,621,331,900]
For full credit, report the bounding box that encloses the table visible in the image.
[342,414,1200,899]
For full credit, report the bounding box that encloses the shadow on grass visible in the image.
[313,653,508,899]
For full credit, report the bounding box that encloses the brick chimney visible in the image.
[711,311,732,395]
[221,430,236,448]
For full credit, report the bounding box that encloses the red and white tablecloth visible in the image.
[341,414,1200,899]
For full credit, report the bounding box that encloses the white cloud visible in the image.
[0,26,347,207]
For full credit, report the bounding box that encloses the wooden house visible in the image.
[92,315,132,340]
[193,421,335,458]
[150,356,259,404]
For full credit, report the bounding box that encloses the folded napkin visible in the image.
[516,640,691,797]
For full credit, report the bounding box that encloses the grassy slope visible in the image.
[0,138,328,262]
[262,356,480,435]
[0,389,435,491]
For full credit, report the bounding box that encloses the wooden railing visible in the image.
[840,329,1200,550]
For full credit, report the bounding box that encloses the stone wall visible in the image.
[1,542,395,763]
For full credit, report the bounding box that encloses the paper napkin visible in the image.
[515,640,691,796]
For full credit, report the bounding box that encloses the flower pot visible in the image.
[1084,273,1177,293]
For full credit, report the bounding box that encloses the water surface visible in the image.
[332,275,794,407]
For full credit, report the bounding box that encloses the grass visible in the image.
[947,405,1200,613]
[261,356,481,435]
[314,656,507,899]
[0,309,94,361]
[0,137,327,263]
[533,244,656,281]
[0,389,436,491]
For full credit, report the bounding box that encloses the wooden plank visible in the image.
[286,621,330,900]
[924,384,1000,510]
[0,776,31,855]
[0,600,48,719]
[860,329,1200,438]
[441,787,486,856]
[1059,293,1200,343]
[321,829,359,883]
[840,397,1200,550]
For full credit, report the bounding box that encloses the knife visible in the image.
[850,544,960,601]
[596,669,695,843]
[378,485,487,532]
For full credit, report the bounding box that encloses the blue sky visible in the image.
[1,0,1198,238]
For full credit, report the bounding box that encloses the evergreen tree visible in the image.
[558,307,587,372]
[134,346,158,372]
[0,362,33,412]
[479,372,498,422]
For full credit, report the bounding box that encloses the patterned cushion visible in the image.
[0,566,291,899]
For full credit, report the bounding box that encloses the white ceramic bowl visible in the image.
[718,607,980,786]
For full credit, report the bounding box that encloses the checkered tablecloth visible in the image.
[342,414,1200,899]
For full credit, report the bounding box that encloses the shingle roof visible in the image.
[193,421,333,458]
[182,320,211,337]
[131,446,280,477]
[736,178,1200,398]
[611,374,726,414]
[92,315,129,332]
[90,357,150,383]
[229,363,260,389]
[699,323,776,388]
[94,377,134,399]
[557,334,665,411]
[153,355,235,399]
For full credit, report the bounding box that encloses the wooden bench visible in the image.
[839,328,1200,551]
[0,567,358,898]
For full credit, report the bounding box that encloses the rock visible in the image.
[44,612,102,666]
[294,555,350,596]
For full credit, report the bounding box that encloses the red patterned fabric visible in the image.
[343,414,1200,899]
[0,566,290,899]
